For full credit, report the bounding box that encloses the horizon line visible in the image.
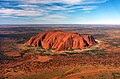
[0,24,120,25]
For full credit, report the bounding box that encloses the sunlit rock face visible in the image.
[25,30,97,51]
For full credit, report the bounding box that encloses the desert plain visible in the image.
[0,25,120,79]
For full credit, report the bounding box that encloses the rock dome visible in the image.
[25,30,97,51]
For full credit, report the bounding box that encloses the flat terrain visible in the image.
[0,25,120,79]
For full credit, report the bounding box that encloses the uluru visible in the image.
[25,30,97,51]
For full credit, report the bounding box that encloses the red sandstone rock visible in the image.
[83,35,97,46]
[25,30,97,51]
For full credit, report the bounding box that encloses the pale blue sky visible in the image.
[0,0,120,24]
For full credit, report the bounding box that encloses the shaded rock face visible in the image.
[25,30,97,51]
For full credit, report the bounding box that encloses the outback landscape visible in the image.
[0,25,120,79]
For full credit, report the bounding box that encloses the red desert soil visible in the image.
[62,68,120,79]
[4,51,20,57]
[25,30,97,51]
[35,55,53,62]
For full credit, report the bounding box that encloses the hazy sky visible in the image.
[0,0,120,24]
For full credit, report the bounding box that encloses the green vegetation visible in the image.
[66,51,78,55]
[82,49,106,54]
[106,38,120,47]
[19,50,28,58]
[5,70,11,73]
[0,74,12,79]
[60,53,68,56]
[97,53,106,58]
[26,46,34,49]
[0,76,8,79]
[111,43,120,47]
[81,49,107,58]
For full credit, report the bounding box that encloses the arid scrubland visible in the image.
[0,26,120,79]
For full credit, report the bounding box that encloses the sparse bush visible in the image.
[111,43,119,47]
[97,53,106,58]
[66,51,78,55]
[60,53,68,56]
[19,50,26,58]
[5,70,11,73]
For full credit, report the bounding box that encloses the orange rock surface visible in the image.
[25,30,97,51]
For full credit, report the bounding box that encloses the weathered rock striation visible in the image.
[25,30,97,51]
